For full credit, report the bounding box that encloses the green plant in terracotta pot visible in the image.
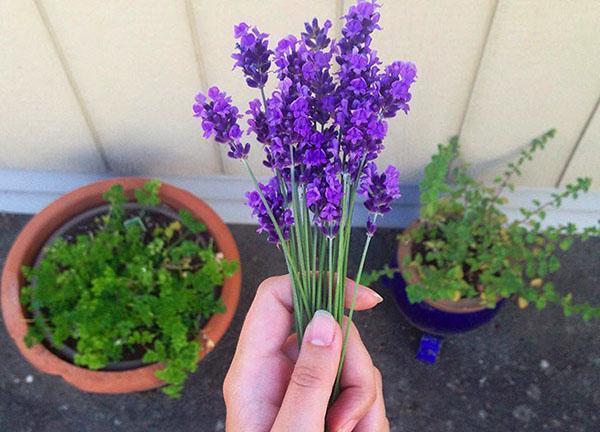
[365,130,600,325]
[19,180,238,397]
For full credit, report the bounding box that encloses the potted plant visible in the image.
[366,130,599,342]
[1,178,241,397]
[192,0,414,398]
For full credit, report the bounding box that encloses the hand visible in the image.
[223,275,389,431]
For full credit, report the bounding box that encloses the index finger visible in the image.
[236,275,383,359]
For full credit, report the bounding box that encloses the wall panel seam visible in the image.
[185,0,226,174]
[457,0,499,138]
[33,0,111,172]
[334,0,345,38]
[556,93,600,187]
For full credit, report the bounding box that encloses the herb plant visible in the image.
[21,180,237,397]
[371,131,599,320]
[192,0,414,395]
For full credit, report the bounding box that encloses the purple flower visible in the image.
[305,149,327,167]
[366,217,377,236]
[320,203,339,222]
[193,86,241,144]
[302,18,332,51]
[360,163,401,215]
[232,24,273,88]
[194,0,413,244]
[305,182,322,206]
[193,87,250,159]
[227,142,251,159]
[379,61,417,117]
[346,127,363,145]
[246,177,293,244]
[246,99,270,144]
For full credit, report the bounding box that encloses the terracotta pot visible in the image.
[389,220,503,335]
[1,178,242,393]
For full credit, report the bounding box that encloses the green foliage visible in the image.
[419,136,459,221]
[21,180,236,397]
[373,131,599,320]
[134,178,161,208]
[178,209,206,234]
[360,264,397,287]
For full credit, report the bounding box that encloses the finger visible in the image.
[355,368,390,432]
[281,333,299,361]
[326,321,377,432]
[235,275,295,359]
[236,275,381,359]
[343,277,383,311]
[223,275,295,424]
[271,310,342,432]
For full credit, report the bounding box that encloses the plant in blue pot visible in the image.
[364,130,600,362]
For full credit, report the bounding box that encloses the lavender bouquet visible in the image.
[193,0,416,394]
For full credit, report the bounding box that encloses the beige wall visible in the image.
[1,0,599,189]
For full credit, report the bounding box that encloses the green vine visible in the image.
[367,131,600,320]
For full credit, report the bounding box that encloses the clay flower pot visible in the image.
[1,178,242,393]
[388,220,503,335]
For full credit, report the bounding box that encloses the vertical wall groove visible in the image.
[334,0,345,38]
[456,0,499,137]
[33,0,111,172]
[184,0,226,174]
[556,93,600,187]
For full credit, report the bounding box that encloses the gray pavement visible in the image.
[1,212,599,431]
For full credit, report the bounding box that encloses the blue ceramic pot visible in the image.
[386,270,503,335]
[388,221,504,336]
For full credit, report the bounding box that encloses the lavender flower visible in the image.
[227,142,251,159]
[246,177,293,243]
[360,163,401,216]
[194,1,414,226]
[232,24,273,89]
[193,0,416,401]
[193,87,249,159]
[193,87,241,143]
[246,99,269,144]
[379,61,417,117]
[302,18,332,50]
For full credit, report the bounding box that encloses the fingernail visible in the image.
[337,419,358,432]
[305,310,336,346]
[367,288,384,303]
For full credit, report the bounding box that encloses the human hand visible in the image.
[223,275,389,431]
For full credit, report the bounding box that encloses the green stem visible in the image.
[334,175,351,323]
[288,153,312,320]
[327,236,334,312]
[333,233,373,398]
[317,232,326,310]
[311,225,318,311]
[259,87,268,110]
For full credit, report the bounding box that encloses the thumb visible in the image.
[271,310,342,432]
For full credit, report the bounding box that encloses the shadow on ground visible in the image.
[1,213,598,431]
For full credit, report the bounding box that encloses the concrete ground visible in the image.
[1,212,599,432]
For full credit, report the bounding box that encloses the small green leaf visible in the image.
[559,238,573,251]
[135,179,161,208]
[178,209,206,234]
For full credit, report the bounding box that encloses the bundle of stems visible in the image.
[243,157,374,396]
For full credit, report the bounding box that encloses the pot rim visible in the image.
[397,220,488,314]
[1,177,242,394]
